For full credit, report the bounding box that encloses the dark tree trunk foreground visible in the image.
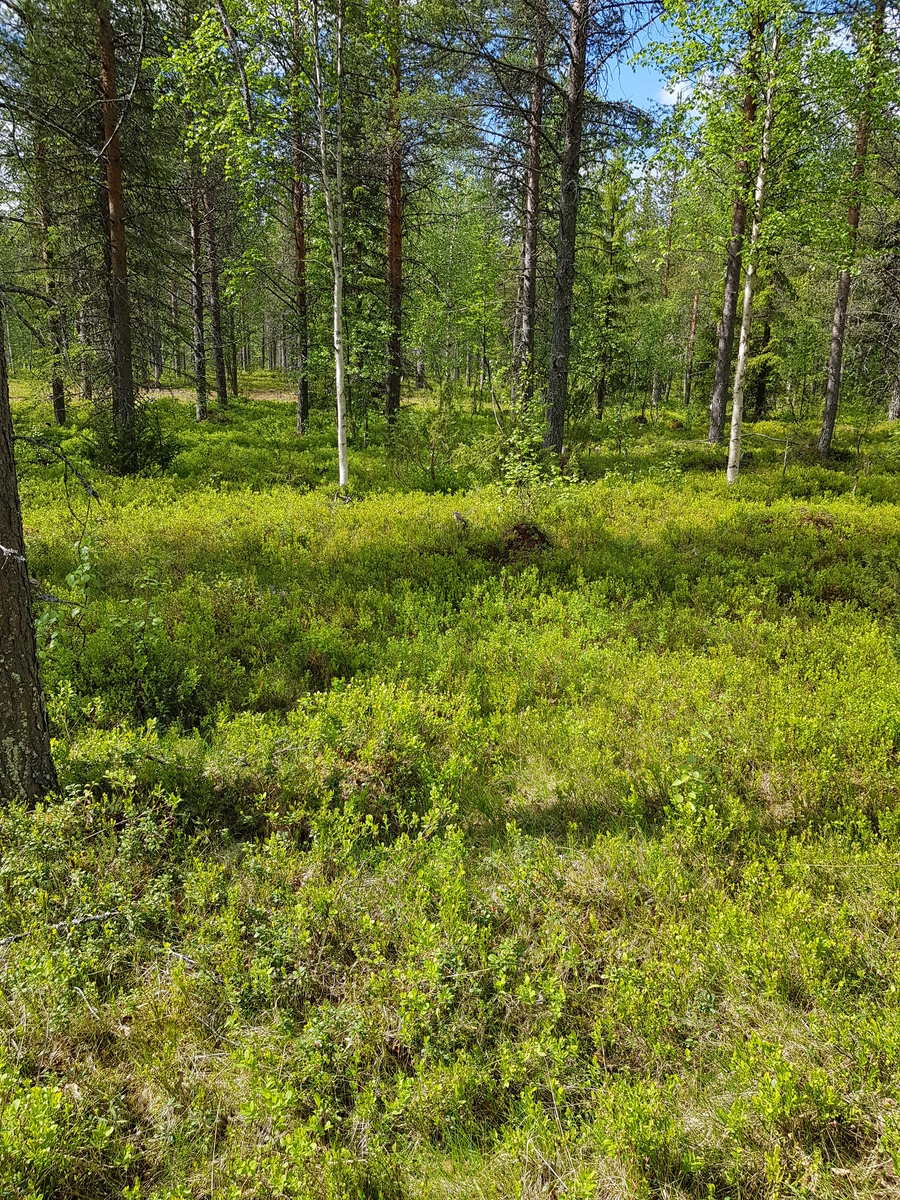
[0,324,57,802]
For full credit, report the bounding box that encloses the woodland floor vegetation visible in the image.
[4,381,900,1199]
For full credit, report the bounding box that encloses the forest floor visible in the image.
[4,380,900,1199]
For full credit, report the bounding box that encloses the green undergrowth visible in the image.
[4,391,900,1198]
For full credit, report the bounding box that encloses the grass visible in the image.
[3,380,900,1198]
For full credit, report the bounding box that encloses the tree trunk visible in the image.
[188,166,208,421]
[650,370,661,421]
[385,0,403,423]
[684,289,699,407]
[727,30,778,485]
[169,289,182,377]
[227,306,238,396]
[708,17,762,444]
[203,178,228,407]
[818,0,886,458]
[152,318,163,386]
[3,311,12,374]
[517,6,545,407]
[96,0,135,434]
[0,326,57,802]
[752,318,771,418]
[312,0,348,488]
[889,377,900,421]
[35,139,66,425]
[545,0,590,453]
[291,77,310,434]
[77,309,93,402]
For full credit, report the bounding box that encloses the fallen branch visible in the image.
[16,436,100,502]
[16,435,99,545]
[0,909,121,948]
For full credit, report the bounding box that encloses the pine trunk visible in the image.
[752,319,771,418]
[203,179,228,407]
[188,167,208,421]
[291,120,310,434]
[545,0,590,453]
[96,0,135,434]
[227,306,238,395]
[684,290,699,407]
[517,8,545,406]
[385,0,403,423]
[0,329,57,802]
[35,139,66,425]
[817,0,885,457]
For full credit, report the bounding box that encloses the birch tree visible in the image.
[726,24,779,483]
[309,0,349,489]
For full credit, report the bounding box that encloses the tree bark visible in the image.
[203,177,228,407]
[752,318,771,418]
[151,318,163,386]
[545,0,590,453]
[96,0,135,434]
[0,324,57,802]
[291,91,310,434]
[708,16,762,443]
[35,138,66,425]
[290,0,309,430]
[188,166,208,421]
[650,370,661,421]
[227,305,238,396]
[889,376,900,421]
[385,0,403,424]
[684,289,699,407]
[818,0,886,458]
[727,29,778,485]
[311,0,348,488]
[517,6,545,407]
[76,309,93,402]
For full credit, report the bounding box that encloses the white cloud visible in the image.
[657,81,693,106]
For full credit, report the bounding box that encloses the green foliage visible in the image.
[6,389,900,1197]
[85,400,184,476]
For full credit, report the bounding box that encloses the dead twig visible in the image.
[0,909,121,948]
[16,435,99,547]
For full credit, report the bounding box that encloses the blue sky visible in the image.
[604,18,675,110]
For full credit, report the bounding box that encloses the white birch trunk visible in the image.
[727,30,779,485]
[311,0,348,489]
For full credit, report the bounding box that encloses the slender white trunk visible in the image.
[311,0,348,489]
[727,30,779,485]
